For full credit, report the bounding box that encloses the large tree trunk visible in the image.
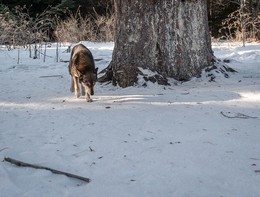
[105,0,214,87]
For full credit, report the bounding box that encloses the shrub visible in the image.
[219,2,260,45]
[54,8,115,43]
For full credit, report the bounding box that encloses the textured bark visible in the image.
[108,0,213,87]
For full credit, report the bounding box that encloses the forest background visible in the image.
[0,0,259,47]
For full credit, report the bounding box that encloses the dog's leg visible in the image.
[86,92,93,102]
[70,76,75,92]
[85,86,93,102]
[73,76,80,98]
[81,84,85,96]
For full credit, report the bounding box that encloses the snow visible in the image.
[0,41,260,197]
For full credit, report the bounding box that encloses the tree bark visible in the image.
[105,0,214,87]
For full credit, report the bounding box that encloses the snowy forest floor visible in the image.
[0,41,260,197]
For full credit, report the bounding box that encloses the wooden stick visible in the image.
[4,157,90,183]
[220,111,257,119]
[39,75,63,78]
[0,147,8,152]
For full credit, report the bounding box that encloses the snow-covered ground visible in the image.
[0,41,260,197]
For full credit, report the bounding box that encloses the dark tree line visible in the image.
[0,0,113,17]
[0,0,259,42]
[208,0,260,40]
[208,0,239,38]
[0,0,114,45]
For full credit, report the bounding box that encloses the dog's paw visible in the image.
[76,92,80,98]
[86,98,93,102]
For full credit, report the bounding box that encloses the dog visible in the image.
[68,44,98,102]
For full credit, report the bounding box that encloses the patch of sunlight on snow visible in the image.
[238,92,260,102]
[1,92,259,111]
[0,102,48,110]
[49,95,152,103]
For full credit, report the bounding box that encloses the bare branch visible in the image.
[220,111,258,119]
[4,157,91,183]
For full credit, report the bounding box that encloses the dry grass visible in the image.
[54,10,115,43]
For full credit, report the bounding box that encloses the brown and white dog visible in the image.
[68,44,98,102]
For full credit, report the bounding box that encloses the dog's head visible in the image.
[79,68,98,95]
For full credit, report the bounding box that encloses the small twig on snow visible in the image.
[89,146,94,152]
[0,147,8,152]
[4,157,90,183]
[250,158,260,161]
[39,75,63,78]
[220,111,258,119]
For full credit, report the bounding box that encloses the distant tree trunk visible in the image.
[103,0,214,87]
[253,0,260,40]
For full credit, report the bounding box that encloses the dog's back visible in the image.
[69,44,95,75]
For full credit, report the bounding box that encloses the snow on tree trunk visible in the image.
[108,0,213,87]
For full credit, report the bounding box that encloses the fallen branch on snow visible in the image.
[220,111,258,119]
[39,75,63,78]
[4,157,90,183]
[0,147,8,152]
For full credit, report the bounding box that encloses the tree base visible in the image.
[205,58,237,82]
[97,63,113,84]
[98,59,237,86]
[98,66,170,87]
[138,68,170,86]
